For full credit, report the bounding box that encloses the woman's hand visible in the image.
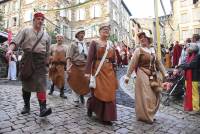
[164,73,169,78]
[124,76,129,84]
[84,74,90,78]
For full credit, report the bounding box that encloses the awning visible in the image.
[0,32,8,43]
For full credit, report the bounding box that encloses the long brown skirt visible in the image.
[87,92,117,121]
[135,68,160,124]
[67,64,89,95]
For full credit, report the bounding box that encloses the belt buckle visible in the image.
[150,76,154,80]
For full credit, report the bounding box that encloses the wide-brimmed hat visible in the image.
[75,28,85,38]
[99,23,111,31]
[137,32,153,44]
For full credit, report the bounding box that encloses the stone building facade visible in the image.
[170,0,200,42]
[0,0,71,43]
[0,0,21,34]
[70,0,133,47]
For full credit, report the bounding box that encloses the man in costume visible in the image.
[66,29,89,106]
[6,12,52,117]
[48,34,67,99]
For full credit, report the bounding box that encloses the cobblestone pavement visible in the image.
[0,68,135,109]
[1,68,200,134]
[1,84,200,133]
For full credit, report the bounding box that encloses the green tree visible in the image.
[109,34,118,43]
[48,30,57,45]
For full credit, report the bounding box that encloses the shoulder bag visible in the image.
[89,41,110,88]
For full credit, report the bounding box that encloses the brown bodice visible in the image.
[96,43,115,62]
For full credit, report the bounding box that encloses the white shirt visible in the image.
[75,39,88,56]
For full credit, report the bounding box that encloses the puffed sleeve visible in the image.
[66,43,75,61]
[10,28,27,48]
[126,48,140,78]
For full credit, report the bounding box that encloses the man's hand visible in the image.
[66,64,72,72]
[49,56,53,63]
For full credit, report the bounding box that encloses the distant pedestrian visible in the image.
[7,51,17,80]
[173,41,182,67]
[178,38,191,65]
[48,34,67,99]
[165,49,171,68]
[120,43,128,67]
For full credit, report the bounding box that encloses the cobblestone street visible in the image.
[1,69,200,134]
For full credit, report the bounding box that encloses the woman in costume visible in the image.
[85,24,118,125]
[125,32,167,124]
[66,29,89,106]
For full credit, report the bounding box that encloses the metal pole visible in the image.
[154,0,161,60]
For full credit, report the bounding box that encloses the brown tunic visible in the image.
[66,42,89,95]
[49,44,67,89]
[85,40,118,121]
[11,27,51,92]
[127,47,166,123]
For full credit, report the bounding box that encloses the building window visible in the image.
[193,9,200,21]
[180,0,188,7]
[194,28,200,34]
[67,9,72,21]
[85,25,99,38]
[90,4,101,18]
[85,27,92,38]
[92,25,99,37]
[181,13,189,23]
[76,8,85,21]
[12,17,17,26]
[112,0,119,7]
[5,4,8,13]
[25,0,34,4]
[4,20,8,28]
[113,9,117,22]
[182,30,190,40]
[12,1,16,11]
[60,5,66,17]
[24,10,32,22]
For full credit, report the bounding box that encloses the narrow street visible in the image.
[0,68,200,134]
